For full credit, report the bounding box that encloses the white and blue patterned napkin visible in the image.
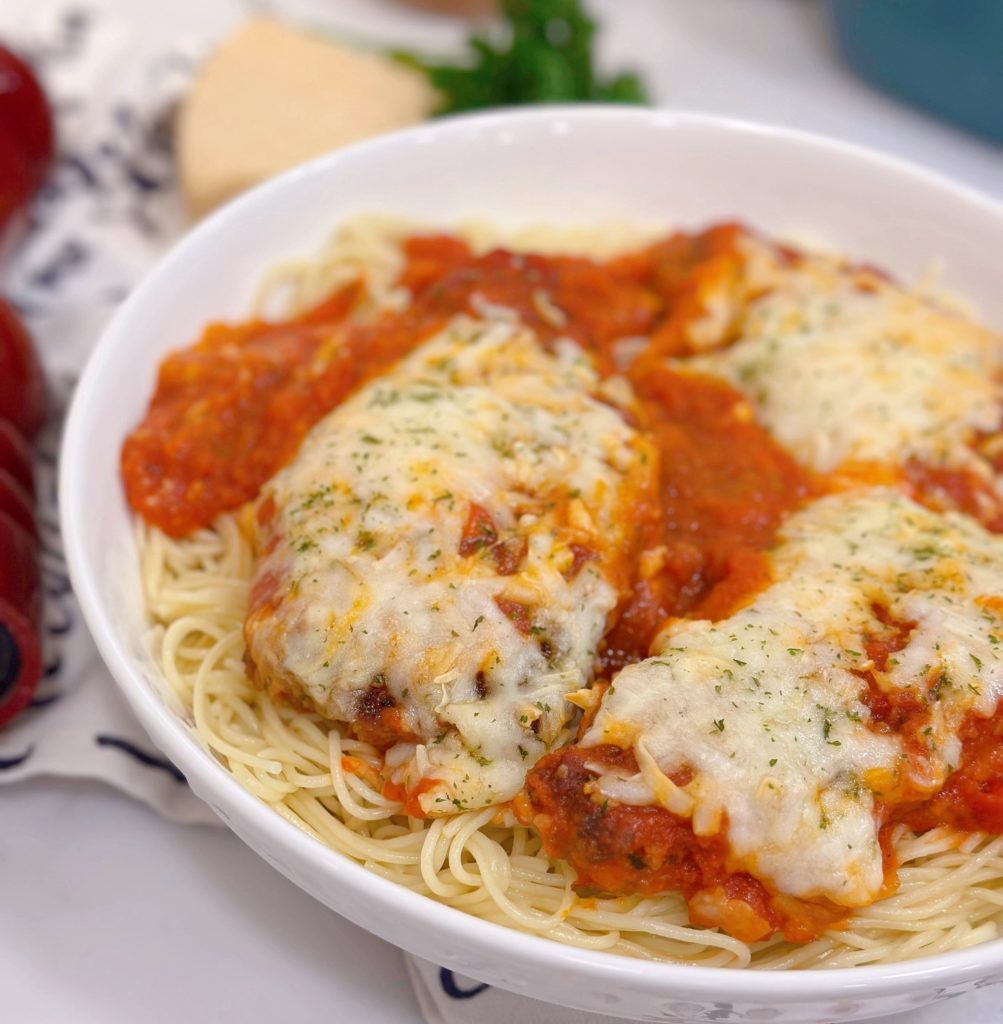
[404,956,1003,1024]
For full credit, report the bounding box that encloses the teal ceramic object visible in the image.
[830,0,1003,143]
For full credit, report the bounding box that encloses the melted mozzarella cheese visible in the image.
[688,257,1003,476]
[585,490,1003,906]
[245,316,654,814]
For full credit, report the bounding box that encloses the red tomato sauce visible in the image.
[122,282,374,537]
[520,745,847,944]
[905,459,1003,533]
[600,366,811,672]
[897,707,1003,834]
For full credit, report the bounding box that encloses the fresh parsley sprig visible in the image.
[397,0,648,114]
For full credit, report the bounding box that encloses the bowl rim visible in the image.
[60,103,1003,1001]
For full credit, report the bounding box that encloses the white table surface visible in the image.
[2,2,1001,1022]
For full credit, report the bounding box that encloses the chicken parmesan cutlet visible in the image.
[244,316,655,814]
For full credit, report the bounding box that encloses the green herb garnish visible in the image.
[397,0,648,114]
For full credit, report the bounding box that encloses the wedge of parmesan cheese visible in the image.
[176,19,439,216]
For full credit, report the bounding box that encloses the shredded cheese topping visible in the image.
[245,316,653,813]
[689,256,1003,478]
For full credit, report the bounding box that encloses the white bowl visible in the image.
[61,106,1003,1022]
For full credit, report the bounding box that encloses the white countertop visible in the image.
[3,2,1001,1022]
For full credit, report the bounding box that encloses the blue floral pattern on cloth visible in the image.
[439,969,489,1001]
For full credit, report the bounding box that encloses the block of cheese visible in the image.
[176,19,439,217]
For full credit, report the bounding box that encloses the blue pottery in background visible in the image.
[830,0,1003,143]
